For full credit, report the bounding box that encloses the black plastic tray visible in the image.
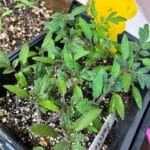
[109,90,150,150]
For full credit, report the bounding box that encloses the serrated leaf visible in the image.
[41,32,56,59]
[71,108,100,131]
[71,134,86,142]
[0,51,10,68]
[132,86,142,109]
[138,73,145,89]
[33,146,44,150]
[32,57,54,64]
[142,58,150,68]
[108,13,126,24]
[71,5,87,16]
[28,51,37,57]
[121,34,129,61]
[111,61,120,79]
[89,0,97,18]
[54,141,68,150]
[56,77,66,97]
[2,9,13,17]
[12,59,19,68]
[72,86,83,104]
[109,98,115,114]
[110,93,125,120]
[19,0,34,7]
[142,41,150,50]
[92,69,103,99]
[144,74,150,88]
[63,44,75,69]
[29,124,58,137]
[139,24,149,44]
[79,17,92,41]
[39,100,60,112]
[3,85,28,98]
[74,50,89,61]
[122,73,132,92]
[19,43,29,65]
[15,72,28,87]
[77,99,94,114]
[3,68,14,74]
[72,144,87,150]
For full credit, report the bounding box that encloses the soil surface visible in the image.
[0,92,113,150]
[0,0,52,53]
[0,93,95,149]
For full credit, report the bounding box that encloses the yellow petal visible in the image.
[108,22,126,41]
[91,0,137,19]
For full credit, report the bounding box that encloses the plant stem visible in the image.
[95,93,107,105]
[35,103,41,124]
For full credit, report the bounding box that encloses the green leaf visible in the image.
[79,17,92,41]
[111,61,120,79]
[71,5,87,16]
[63,44,76,69]
[3,85,28,98]
[112,94,125,119]
[71,86,83,104]
[41,32,56,59]
[109,97,116,114]
[19,43,29,65]
[77,99,94,114]
[72,144,87,150]
[12,59,19,68]
[29,124,58,137]
[0,51,10,68]
[132,86,143,109]
[142,58,150,68]
[71,108,101,131]
[138,73,146,89]
[32,57,54,64]
[121,34,129,61]
[139,24,149,44]
[39,100,60,112]
[2,9,13,17]
[56,77,66,97]
[144,74,150,88]
[33,146,44,150]
[92,69,104,99]
[71,134,86,142]
[19,0,35,7]
[74,86,83,100]
[28,51,37,57]
[3,68,14,74]
[74,50,90,61]
[108,12,126,24]
[122,73,132,92]
[89,0,97,18]
[54,141,68,150]
[142,41,150,50]
[15,72,28,87]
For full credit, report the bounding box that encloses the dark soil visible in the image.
[0,93,95,149]
[0,0,52,53]
[0,91,116,150]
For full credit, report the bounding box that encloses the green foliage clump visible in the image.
[0,4,150,149]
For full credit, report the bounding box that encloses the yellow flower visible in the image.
[88,0,137,41]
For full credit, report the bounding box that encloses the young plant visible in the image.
[0,4,150,149]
